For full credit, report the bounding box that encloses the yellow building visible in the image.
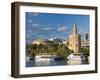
[68,24,81,53]
[32,39,45,45]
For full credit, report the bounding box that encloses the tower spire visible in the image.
[73,24,77,34]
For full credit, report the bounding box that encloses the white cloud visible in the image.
[42,27,52,31]
[57,26,67,32]
[32,23,41,27]
[78,27,89,35]
[27,29,33,33]
[47,24,51,26]
[28,19,33,23]
[67,31,70,34]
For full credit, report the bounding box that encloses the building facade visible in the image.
[32,39,46,45]
[68,24,81,53]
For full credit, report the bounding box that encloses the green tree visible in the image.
[79,47,89,56]
[26,43,73,58]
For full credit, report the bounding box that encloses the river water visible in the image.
[26,59,88,67]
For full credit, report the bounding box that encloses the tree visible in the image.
[79,47,89,56]
[26,43,73,58]
[56,44,73,58]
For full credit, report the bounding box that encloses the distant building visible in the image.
[48,38,62,44]
[32,39,46,45]
[81,40,89,48]
[85,32,89,41]
[62,40,68,45]
[81,33,89,48]
[63,40,67,44]
[32,38,62,45]
[68,24,81,53]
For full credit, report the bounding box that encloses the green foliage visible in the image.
[79,47,89,56]
[26,43,73,58]
[56,44,73,58]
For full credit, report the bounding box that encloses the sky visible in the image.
[26,12,89,44]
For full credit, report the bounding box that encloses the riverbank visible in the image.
[26,54,89,67]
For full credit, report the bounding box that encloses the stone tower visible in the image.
[69,24,81,53]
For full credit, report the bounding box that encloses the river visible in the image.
[26,58,88,67]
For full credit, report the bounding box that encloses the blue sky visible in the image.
[26,12,89,44]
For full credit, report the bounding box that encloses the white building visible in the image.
[32,39,45,45]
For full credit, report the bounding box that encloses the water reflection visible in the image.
[26,59,67,67]
[26,58,88,67]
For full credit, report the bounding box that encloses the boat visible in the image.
[67,53,81,60]
[26,56,30,61]
[67,53,82,65]
[35,56,54,61]
[26,55,35,61]
[29,56,35,60]
[51,56,64,61]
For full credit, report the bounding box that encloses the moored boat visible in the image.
[67,53,82,65]
[51,56,64,61]
[35,56,54,61]
[26,56,35,61]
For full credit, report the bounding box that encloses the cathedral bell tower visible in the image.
[68,24,81,53]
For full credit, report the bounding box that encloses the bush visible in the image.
[26,44,73,58]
